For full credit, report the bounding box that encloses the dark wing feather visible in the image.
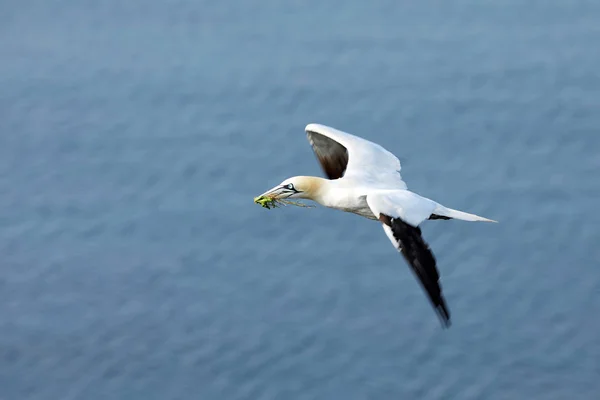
[306,130,349,180]
[382,214,451,327]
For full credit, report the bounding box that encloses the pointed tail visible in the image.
[433,205,497,223]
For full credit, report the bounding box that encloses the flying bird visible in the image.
[256,123,496,327]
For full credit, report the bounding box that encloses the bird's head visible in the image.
[257,176,324,201]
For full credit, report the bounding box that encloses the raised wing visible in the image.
[367,191,450,327]
[305,124,407,189]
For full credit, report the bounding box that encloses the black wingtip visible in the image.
[386,215,453,329]
[436,302,452,329]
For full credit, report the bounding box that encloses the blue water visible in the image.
[1,1,599,399]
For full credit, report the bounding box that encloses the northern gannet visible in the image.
[256,123,496,327]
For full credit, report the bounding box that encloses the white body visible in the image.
[303,123,495,229]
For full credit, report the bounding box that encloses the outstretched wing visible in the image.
[305,123,407,189]
[367,192,451,327]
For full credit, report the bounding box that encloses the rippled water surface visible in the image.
[1,1,600,399]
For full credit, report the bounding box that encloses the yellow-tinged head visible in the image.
[255,176,326,203]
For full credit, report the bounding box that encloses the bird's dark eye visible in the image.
[286,183,294,190]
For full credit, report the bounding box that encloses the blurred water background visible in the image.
[1,1,599,399]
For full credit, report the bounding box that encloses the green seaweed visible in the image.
[253,195,314,210]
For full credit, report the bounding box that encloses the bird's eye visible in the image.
[286,183,294,190]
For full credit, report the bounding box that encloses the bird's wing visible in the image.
[367,191,450,327]
[305,123,407,188]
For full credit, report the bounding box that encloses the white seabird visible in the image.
[257,123,496,327]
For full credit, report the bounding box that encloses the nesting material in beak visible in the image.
[253,195,313,209]
[253,195,280,209]
[253,186,313,210]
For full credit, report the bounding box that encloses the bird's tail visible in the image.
[432,204,497,223]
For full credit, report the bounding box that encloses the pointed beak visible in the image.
[257,185,288,200]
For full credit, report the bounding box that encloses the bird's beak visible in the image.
[258,185,289,200]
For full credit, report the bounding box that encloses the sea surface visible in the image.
[1,1,599,399]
